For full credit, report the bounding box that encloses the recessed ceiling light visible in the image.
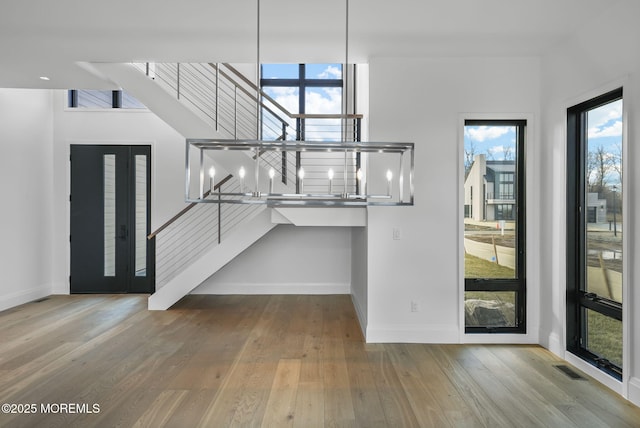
[39,76,50,81]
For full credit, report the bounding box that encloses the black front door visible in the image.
[70,145,154,293]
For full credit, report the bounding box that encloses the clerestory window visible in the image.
[68,90,146,109]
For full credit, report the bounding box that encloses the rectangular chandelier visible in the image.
[185,139,414,206]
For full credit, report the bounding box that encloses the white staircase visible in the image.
[149,208,276,310]
[87,62,218,138]
[89,61,366,310]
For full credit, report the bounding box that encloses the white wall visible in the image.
[193,225,352,294]
[539,1,640,403]
[0,89,54,310]
[46,89,355,298]
[365,57,540,343]
[51,90,186,293]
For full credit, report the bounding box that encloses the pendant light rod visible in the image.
[256,0,261,140]
[344,0,349,143]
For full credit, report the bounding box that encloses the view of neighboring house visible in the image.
[464,154,516,222]
[465,154,607,224]
[587,192,607,223]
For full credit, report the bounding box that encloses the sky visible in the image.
[464,125,516,162]
[588,99,622,156]
[588,99,623,187]
[463,98,623,186]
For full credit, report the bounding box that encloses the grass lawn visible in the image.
[587,310,623,367]
[465,253,515,278]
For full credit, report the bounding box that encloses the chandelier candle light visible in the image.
[298,167,305,194]
[239,166,246,193]
[269,168,275,193]
[328,168,335,194]
[209,166,216,192]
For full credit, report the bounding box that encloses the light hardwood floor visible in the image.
[1,294,639,427]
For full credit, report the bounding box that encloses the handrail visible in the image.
[292,113,363,119]
[148,174,233,240]
[219,63,294,119]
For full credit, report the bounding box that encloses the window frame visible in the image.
[260,63,343,140]
[68,89,146,109]
[464,119,527,334]
[566,87,623,380]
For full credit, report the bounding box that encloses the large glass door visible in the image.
[567,88,623,379]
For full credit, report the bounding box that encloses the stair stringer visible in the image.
[86,62,296,196]
[148,208,276,310]
[85,62,218,138]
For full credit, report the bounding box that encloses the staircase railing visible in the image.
[132,62,363,190]
[148,174,263,289]
[134,61,366,289]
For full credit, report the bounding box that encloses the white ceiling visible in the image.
[0,0,620,89]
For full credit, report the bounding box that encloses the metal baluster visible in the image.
[215,63,219,131]
[343,149,348,198]
[199,148,205,200]
[177,63,181,99]
[218,184,222,244]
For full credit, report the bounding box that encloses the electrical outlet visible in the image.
[411,300,420,312]
[393,228,401,240]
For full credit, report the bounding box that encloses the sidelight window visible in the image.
[463,120,526,333]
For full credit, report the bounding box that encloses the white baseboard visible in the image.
[191,282,350,295]
[366,324,459,343]
[462,333,538,344]
[564,353,623,396]
[51,281,70,295]
[544,331,563,357]
[0,285,51,312]
[628,376,640,407]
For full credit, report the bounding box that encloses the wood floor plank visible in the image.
[343,340,387,426]
[459,345,547,426]
[428,344,530,428]
[321,298,356,426]
[132,389,189,428]
[298,298,324,384]
[261,358,301,427]
[293,381,325,428]
[469,345,578,427]
[406,344,480,426]
[486,345,610,428]
[385,344,452,427]
[197,296,282,426]
[365,346,422,428]
[1,294,640,428]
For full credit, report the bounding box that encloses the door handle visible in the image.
[119,225,127,240]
